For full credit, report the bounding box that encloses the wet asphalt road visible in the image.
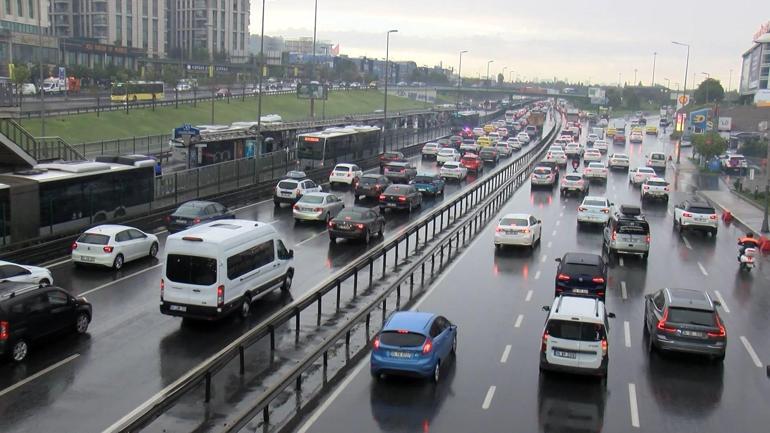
[0,117,553,433]
[297,120,770,433]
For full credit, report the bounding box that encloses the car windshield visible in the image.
[277,181,298,189]
[667,308,717,327]
[166,254,217,286]
[337,210,367,220]
[379,331,426,347]
[77,233,110,245]
[500,217,528,226]
[546,320,606,342]
[298,195,324,204]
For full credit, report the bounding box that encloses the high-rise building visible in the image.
[169,0,249,63]
[0,0,59,75]
[51,0,166,58]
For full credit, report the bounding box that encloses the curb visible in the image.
[696,191,759,235]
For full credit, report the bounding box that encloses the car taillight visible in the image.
[379,194,386,201]
[643,185,649,190]
[327,221,335,228]
[611,231,617,241]
[708,316,726,338]
[71,242,78,250]
[592,276,605,284]
[683,212,692,218]
[709,214,718,220]
[293,204,298,210]
[422,338,433,354]
[541,330,549,352]
[103,246,114,253]
[373,336,381,350]
[495,227,503,232]
[295,188,301,195]
[578,206,587,212]
[601,338,608,357]
[217,285,224,307]
[557,273,571,281]
[346,172,351,177]
[656,308,676,332]
[314,207,323,212]
[355,223,365,230]
[522,228,530,233]
[160,278,165,300]
[193,217,201,224]
[0,321,8,341]
[645,235,651,243]
[398,196,407,202]
[164,215,171,223]
[601,208,609,214]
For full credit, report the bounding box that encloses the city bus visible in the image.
[111,81,165,102]
[296,125,381,169]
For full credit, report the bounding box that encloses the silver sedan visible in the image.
[293,192,345,222]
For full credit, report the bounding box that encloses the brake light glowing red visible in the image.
[656,308,676,332]
[0,321,8,341]
[541,330,549,352]
[314,207,323,212]
[71,242,78,250]
[708,316,726,338]
[683,212,692,218]
[398,196,407,202]
[601,208,609,214]
[193,217,201,224]
[709,214,718,220]
[645,235,651,243]
[578,206,587,212]
[327,221,335,228]
[373,336,381,350]
[601,339,608,357]
[422,338,433,354]
[160,278,165,300]
[103,246,114,253]
[495,227,503,232]
[379,194,386,201]
[164,215,171,223]
[592,276,605,284]
[217,285,224,307]
[355,223,365,230]
[557,273,571,281]
[611,231,617,241]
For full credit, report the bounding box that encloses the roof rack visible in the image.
[555,295,565,313]
[594,298,600,317]
[618,204,641,216]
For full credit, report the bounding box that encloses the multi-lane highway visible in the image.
[0,115,554,433]
[296,120,770,433]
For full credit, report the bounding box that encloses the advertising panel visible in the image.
[688,108,711,133]
[749,46,762,90]
[740,54,752,93]
[296,82,328,100]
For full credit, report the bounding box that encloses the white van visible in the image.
[160,219,294,320]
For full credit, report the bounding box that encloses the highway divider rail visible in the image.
[105,106,561,433]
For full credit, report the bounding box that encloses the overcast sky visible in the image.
[250,0,763,88]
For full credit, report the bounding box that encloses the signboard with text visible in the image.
[296,82,328,100]
[717,117,732,131]
[675,113,686,132]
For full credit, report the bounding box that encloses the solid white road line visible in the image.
[44,257,74,268]
[0,354,80,398]
[500,345,512,364]
[514,314,524,328]
[546,241,552,248]
[740,336,763,368]
[525,290,533,302]
[682,235,693,250]
[713,290,730,314]
[628,383,640,428]
[540,255,547,263]
[534,270,541,280]
[79,263,163,297]
[619,257,625,267]
[559,212,564,218]
[624,321,631,348]
[555,220,561,226]
[621,281,628,300]
[296,230,327,246]
[482,386,497,410]
[667,209,673,217]
[551,230,557,236]
[697,261,708,276]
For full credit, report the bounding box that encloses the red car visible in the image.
[460,153,483,173]
[613,132,626,144]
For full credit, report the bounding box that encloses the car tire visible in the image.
[281,270,294,291]
[10,339,28,362]
[240,294,251,318]
[364,229,371,244]
[273,199,280,207]
[325,213,331,224]
[39,278,51,287]
[75,312,90,334]
[113,254,124,270]
[451,335,457,354]
[149,242,159,258]
[713,352,726,363]
[431,361,441,384]
[678,220,684,234]
[642,252,649,262]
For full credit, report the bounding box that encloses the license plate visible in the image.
[573,289,589,294]
[280,191,291,196]
[338,224,351,229]
[389,351,412,359]
[80,256,95,263]
[176,219,186,224]
[169,305,187,312]
[553,350,577,359]
[681,330,703,337]
[387,203,397,207]
[695,217,706,222]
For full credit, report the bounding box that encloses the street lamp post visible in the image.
[37,0,45,137]
[208,24,215,124]
[257,0,266,133]
[634,68,638,85]
[310,0,318,119]
[486,60,494,86]
[382,29,398,153]
[728,69,733,93]
[672,41,691,164]
[509,71,514,83]
[762,134,770,232]
[651,52,657,87]
[456,50,467,108]
[664,78,670,90]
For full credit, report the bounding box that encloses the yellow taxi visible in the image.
[483,124,496,133]
[645,125,658,135]
[606,127,617,138]
[631,127,643,134]
[476,136,493,147]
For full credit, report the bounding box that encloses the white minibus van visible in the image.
[160,219,294,320]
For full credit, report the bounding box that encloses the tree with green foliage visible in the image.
[11,64,30,86]
[162,65,182,85]
[622,87,640,109]
[497,73,504,84]
[605,88,621,108]
[694,78,724,103]
[333,57,361,83]
[692,132,727,162]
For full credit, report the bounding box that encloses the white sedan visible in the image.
[72,225,159,270]
[545,149,568,165]
[440,161,468,181]
[436,148,461,165]
[329,163,363,186]
[494,213,542,249]
[584,162,608,181]
[577,196,612,225]
[583,149,602,165]
[608,153,630,170]
[0,260,53,287]
[593,139,609,153]
[293,192,345,222]
[516,132,531,144]
[507,138,522,151]
[629,167,657,186]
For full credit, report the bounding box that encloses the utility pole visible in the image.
[455,50,467,108]
[37,0,45,137]
[672,41,690,164]
[634,69,638,85]
[763,131,769,232]
[651,52,657,87]
[257,0,266,132]
[382,29,398,153]
[728,69,733,93]
[486,60,494,86]
[310,0,318,119]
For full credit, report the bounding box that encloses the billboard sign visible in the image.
[689,108,710,133]
[297,82,328,100]
[588,87,606,105]
[675,113,686,132]
[717,117,732,131]
[676,94,690,110]
[748,46,762,90]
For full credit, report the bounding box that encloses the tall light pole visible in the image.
[208,23,215,124]
[310,0,318,119]
[456,49,467,108]
[664,78,670,90]
[672,41,690,164]
[618,72,622,87]
[728,69,733,93]
[256,0,266,133]
[509,71,514,82]
[634,68,638,85]
[763,132,770,233]
[486,60,494,86]
[651,52,657,87]
[382,29,398,153]
[37,0,45,137]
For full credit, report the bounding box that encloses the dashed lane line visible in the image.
[697,262,708,276]
[551,230,557,236]
[534,271,541,280]
[514,314,524,328]
[546,241,552,248]
[296,230,327,246]
[482,386,497,410]
[525,290,533,302]
[740,336,763,368]
[628,383,640,428]
[621,281,628,300]
[619,257,625,267]
[541,255,548,263]
[555,220,561,226]
[559,212,564,218]
[0,354,80,398]
[79,263,164,297]
[500,345,512,363]
[624,321,631,348]
[682,235,692,250]
[713,290,730,314]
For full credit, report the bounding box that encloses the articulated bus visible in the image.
[296,126,381,169]
[111,81,165,103]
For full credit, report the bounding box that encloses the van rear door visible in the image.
[164,254,219,308]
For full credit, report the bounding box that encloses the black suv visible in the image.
[554,253,608,300]
[0,282,92,362]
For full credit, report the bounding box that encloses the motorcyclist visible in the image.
[738,233,761,257]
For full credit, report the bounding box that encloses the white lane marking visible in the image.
[514,314,524,328]
[555,220,561,226]
[624,321,631,348]
[534,270,541,280]
[267,219,281,225]
[296,230,326,246]
[619,257,625,267]
[740,336,763,368]
[482,385,497,410]
[0,354,80,398]
[78,263,163,297]
[546,241,552,248]
[562,205,566,210]
[559,212,564,217]
[667,209,673,217]
[525,290,533,301]
[551,229,557,236]
[713,290,730,314]
[621,281,628,300]
[628,383,640,428]
[540,255,547,263]
[500,345,512,363]
[681,235,692,250]
[44,257,73,268]
[153,228,168,235]
[697,262,708,276]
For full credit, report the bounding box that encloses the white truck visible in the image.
[42,78,67,95]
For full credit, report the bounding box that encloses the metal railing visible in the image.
[106,106,558,433]
[0,119,84,161]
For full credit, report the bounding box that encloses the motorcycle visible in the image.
[738,247,757,272]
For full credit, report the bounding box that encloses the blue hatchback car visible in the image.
[371,311,457,383]
[409,174,446,196]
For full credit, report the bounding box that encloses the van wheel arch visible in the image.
[281,269,294,291]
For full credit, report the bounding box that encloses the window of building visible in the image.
[16,0,21,17]
[4,1,10,16]
[116,15,122,42]
[142,0,148,16]
[27,0,33,18]
[152,19,158,53]
[142,18,148,48]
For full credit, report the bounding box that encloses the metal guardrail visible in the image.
[0,119,84,161]
[105,103,554,433]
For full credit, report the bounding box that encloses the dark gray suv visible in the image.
[643,288,726,362]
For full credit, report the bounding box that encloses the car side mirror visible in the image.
[542,306,551,312]
[608,312,616,319]
[554,257,561,262]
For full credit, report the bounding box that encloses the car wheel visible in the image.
[281,270,294,291]
[240,294,251,318]
[431,361,441,384]
[451,335,457,354]
[642,252,649,262]
[75,312,90,334]
[678,220,684,234]
[325,213,331,224]
[11,339,28,362]
[149,242,159,258]
[113,254,124,270]
[273,199,280,207]
[364,229,371,244]
[39,278,51,287]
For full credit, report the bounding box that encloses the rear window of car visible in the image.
[688,206,716,214]
[651,154,665,160]
[439,149,454,155]
[424,143,438,148]
[414,175,435,183]
[647,180,668,187]
[77,233,110,245]
[667,308,717,327]
[337,209,367,220]
[534,168,551,175]
[444,162,459,169]
[617,220,649,235]
[334,165,350,172]
[385,185,410,194]
[583,199,606,207]
[166,254,217,286]
[277,180,298,189]
[562,263,601,275]
[380,331,426,347]
[298,195,324,204]
[358,176,379,185]
[565,175,582,181]
[500,218,528,226]
[546,320,606,341]
[175,203,206,217]
[383,152,402,159]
